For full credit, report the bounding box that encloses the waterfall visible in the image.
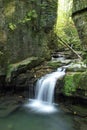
[25,67,65,113]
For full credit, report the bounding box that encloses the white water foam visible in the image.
[25,99,58,113]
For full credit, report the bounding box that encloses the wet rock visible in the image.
[71,105,87,117]
[59,71,87,100]
[66,61,87,72]
[54,59,87,102]
[0,96,24,117]
[6,57,44,82]
[47,61,63,69]
[1,57,53,98]
[74,116,87,130]
[47,59,72,70]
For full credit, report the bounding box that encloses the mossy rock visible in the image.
[71,105,87,116]
[63,72,87,97]
[63,73,78,96]
[73,0,87,13]
[78,71,87,91]
[6,57,44,82]
[47,61,62,69]
[67,62,87,72]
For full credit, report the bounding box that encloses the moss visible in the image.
[83,51,87,65]
[79,71,87,90]
[47,61,62,69]
[73,71,87,90]
[63,72,87,96]
[8,23,17,31]
[72,1,87,51]
[73,72,87,96]
[4,1,15,17]
[0,31,7,42]
[6,57,38,82]
[73,73,82,89]
[63,74,76,96]
[63,72,81,96]
[73,0,87,13]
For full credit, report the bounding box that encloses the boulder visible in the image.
[0,0,58,74]
[66,61,87,72]
[6,57,44,82]
[62,71,87,98]
[72,0,87,51]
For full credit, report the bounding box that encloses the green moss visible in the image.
[79,71,87,90]
[8,23,17,31]
[73,0,87,13]
[6,57,38,82]
[1,0,57,64]
[63,73,81,96]
[63,72,87,96]
[6,64,15,82]
[8,9,37,31]
[63,74,76,96]
[4,1,15,17]
[47,61,62,69]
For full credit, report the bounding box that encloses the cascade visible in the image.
[25,67,65,113]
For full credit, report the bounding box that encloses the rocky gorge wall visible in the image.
[0,0,57,74]
[72,0,87,51]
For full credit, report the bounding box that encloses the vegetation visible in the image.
[8,9,37,31]
[8,23,17,31]
[0,0,87,98]
[0,1,87,128]
[63,71,87,96]
[63,74,77,96]
[55,0,81,50]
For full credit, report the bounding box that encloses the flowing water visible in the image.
[0,68,77,130]
[25,67,65,113]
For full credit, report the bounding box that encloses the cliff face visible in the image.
[0,0,57,73]
[72,0,87,51]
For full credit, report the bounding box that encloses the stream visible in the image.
[0,67,77,130]
[0,56,86,130]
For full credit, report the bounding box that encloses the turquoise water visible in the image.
[0,106,76,130]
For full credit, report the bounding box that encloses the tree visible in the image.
[55,0,81,50]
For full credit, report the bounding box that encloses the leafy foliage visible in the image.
[8,23,17,31]
[55,0,81,50]
[8,9,37,31]
[27,10,38,19]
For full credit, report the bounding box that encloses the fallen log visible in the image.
[57,36,82,60]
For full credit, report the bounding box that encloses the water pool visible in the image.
[0,105,76,130]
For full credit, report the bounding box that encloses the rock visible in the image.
[47,61,62,69]
[55,59,87,102]
[2,57,45,98]
[71,105,87,117]
[62,71,87,99]
[47,59,72,69]
[6,57,44,82]
[0,0,58,74]
[0,96,23,117]
[66,61,87,72]
[1,58,53,98]
[72,0,87,51]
